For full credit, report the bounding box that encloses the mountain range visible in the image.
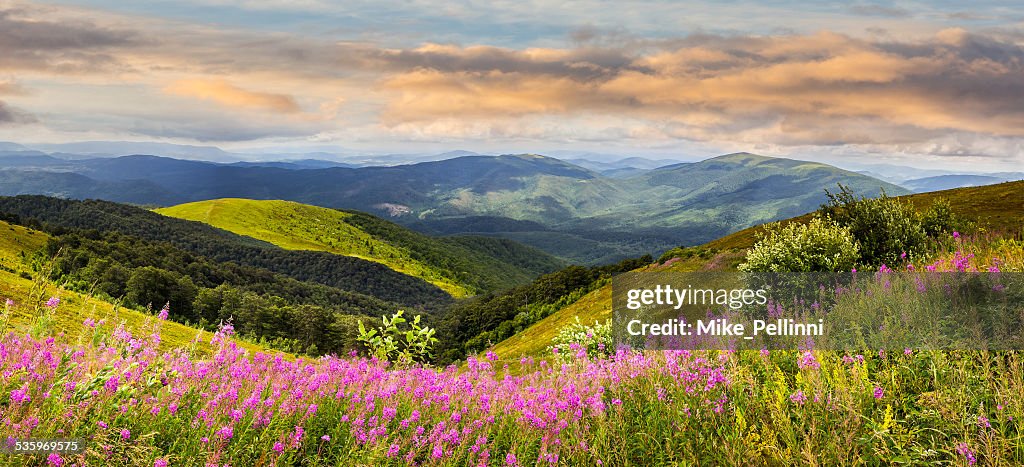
[900,174,1024,192]
[0,150,916,263]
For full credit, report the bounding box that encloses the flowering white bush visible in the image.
[547,316,613,362]
[740,217,859,272]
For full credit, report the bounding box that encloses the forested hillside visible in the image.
[434,255,652,363]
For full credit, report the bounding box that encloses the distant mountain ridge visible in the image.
[901,174,1024,192]
[0,151,908,263]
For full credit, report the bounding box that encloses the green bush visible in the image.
[657,246,717,264]
[920,198,964,237]
[357,310,437,365]
[820,185,927,266]
[739,217,859,272]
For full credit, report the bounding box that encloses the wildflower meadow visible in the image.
[3,263,1023,466]
[2,193,1023,465]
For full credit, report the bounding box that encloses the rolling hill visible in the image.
[155,199,563,297]
[569,152,908,234]
[0,196,451,312]
[704,179,1024,251]
[489,180,1024,361]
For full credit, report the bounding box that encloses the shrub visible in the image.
[739,217,859,272]
[657,246,717,264]
[357,310,437,365]
[820,185,927,266]
[921,198,964,237]
[547,317,613,362]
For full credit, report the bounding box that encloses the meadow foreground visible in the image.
[2,295,1021,466]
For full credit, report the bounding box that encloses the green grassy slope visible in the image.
[156,199,563,297]
[0,220,47,271]
[491,181,1024,360]
[0,220,268,355]
[489,251,744,359]
[704,180,1024,251]
[157,199,474,297]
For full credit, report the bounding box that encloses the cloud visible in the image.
[0,81,29,95]
[125,117,311,142]
[379,30,1024,148]
[0,5,139,73]
[0,78,34,123]
[945,12,990,21]
[0,101,36,124]
[164,79,302,113]
[846,4,912,18]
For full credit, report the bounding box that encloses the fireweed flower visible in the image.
[154,459,169,467]
[873,387,884,400]
[9,384,30,404]
[955,443,976,465]
[789,390,807,405]
[158,305,169,321]
[47,453,63,466]
[797,351,820,370]
[45,296,60,308]
[217,425,234,440]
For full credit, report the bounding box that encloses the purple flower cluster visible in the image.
[0,316,732,465]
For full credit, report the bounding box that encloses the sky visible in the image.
[1,0,1024,170]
